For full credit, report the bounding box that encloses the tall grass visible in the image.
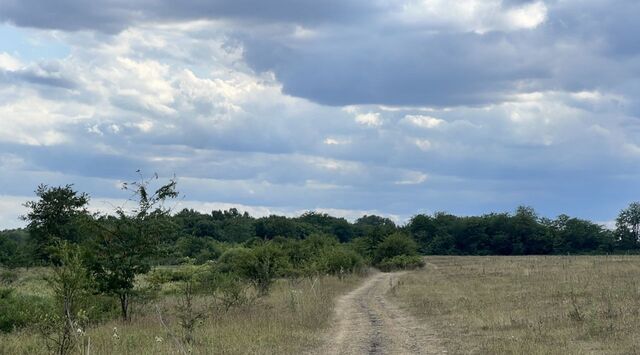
[0,270,364,355]
[391,255,640,354]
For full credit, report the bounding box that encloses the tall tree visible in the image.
[22,185,90,263]
[615,202,640,249]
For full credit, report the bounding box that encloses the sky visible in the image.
[0,0,638,229]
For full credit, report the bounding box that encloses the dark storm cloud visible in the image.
[242,30,549,107]
[2,0,639,107]
[0,0,378,32]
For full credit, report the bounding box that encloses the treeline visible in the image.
[2,184,640,271]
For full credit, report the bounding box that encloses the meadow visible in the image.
[0,266,365,355]
[391,255,640,354]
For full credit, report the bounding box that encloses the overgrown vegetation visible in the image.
[2,174,640,353]
[0,175,376,354]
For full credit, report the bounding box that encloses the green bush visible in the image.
[217,247,255,274]
[217,244,289,296]
[314,247,364,275]
[0,287,52,333]
[175,236,223,264]
[83,294,121,323]
[377,255,425,272]
[373,233,419,264]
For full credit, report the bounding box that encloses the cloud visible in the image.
[0,0,378,33]
[355,112,382,127]
[404,115,445,129]
[0,52,21,70]
[0,2,639,229]
[2,1,639,108]
[397,0,547,33]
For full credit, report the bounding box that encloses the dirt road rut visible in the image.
[312,271,445,355]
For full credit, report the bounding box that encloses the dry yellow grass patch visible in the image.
[0,274,365,355]
[391,255,640,355]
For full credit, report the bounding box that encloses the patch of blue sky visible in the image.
[0,24,69,61]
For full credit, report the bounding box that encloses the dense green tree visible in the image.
[175,235,224,264]
[615,202,640,249]
[298,212,354,242]
[255,215,307,240]
[549,215,612,253]
[0,229,30,267]
[22,185,90,263]
[373,232,418,264]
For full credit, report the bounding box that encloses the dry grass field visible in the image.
[0,269,365,355]
[391,255,640,354]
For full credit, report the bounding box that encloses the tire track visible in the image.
[311,271,445,355]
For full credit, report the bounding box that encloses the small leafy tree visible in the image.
[173,264,209,346]
[22,185,90,263]
[245,243,289,296]
[39,242,91,355]
[87,174,178,321]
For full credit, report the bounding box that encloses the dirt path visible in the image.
[312,271,445,355]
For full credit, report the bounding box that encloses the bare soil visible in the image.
[312,271,445,355]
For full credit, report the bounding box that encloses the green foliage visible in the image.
[255,215,308,240]
[217,243,289,296]
[297,212,354,242]
[407,207,617,256]
[0,287,51,333]
[212,273,252,311]
[244,243,289,296]
[348,236,376,262]
[40,242,92,355]
[86,174,178,321]
[174,208,255,243]
[314,247,364,275]
[0,229,31,268]
[172,264,210,346]
[175,235,224,264]
[373,232,419,264]
[22,185,90,263]
[425,233,455,255]
[616,202,640,249]
[377,255,425,272]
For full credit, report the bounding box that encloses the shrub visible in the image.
[175,236,223,264]
[0,287,51,333]
[213,273,252,312]
[374,233,419,264]
[377,255,425,272]
[40,242,93,355]
[217,244,289,296]
[314,247,364,275]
